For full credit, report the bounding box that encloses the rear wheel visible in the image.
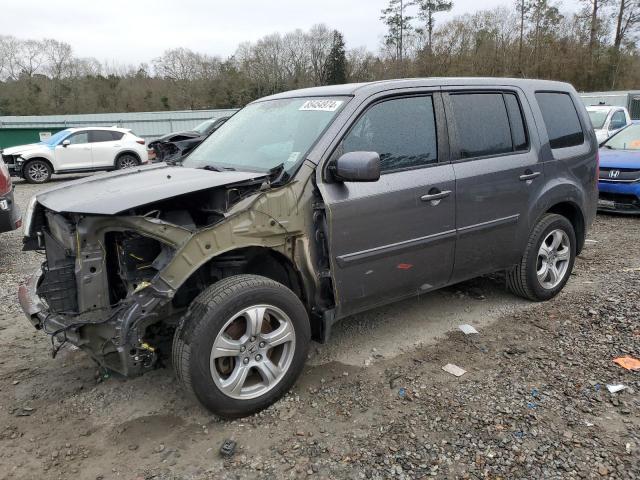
[172,275,310,418]
[506,213,576,301]
[115,154,139,169]
[23,159,52,184]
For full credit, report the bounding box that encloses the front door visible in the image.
[319,93,456,317]
[442,89,545,283]
[54,131,92,170]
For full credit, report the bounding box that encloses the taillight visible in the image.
[0,163,11,196]
[136,139,145,145]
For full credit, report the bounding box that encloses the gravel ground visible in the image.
[0,175,638,480]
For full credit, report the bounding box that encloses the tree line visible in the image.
[0,0,638,116]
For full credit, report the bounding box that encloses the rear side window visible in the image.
[90,130,114,143]
[449,93,513,158]
[342,96,438,172]
[90,130,124,142]
[535,92,585,149]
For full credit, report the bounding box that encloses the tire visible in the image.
[506,213,576,301]
[23,159,52,184]
[115,153,139,169]
[172,274,310,418]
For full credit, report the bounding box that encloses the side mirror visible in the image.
[332,151,380,182]
[62,140,71,147]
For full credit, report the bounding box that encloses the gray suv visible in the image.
[19,78,598,418]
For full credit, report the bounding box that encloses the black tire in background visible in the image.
[506,213,576,301]
[115,153,139,169]
[22,159,53,184]
[172,274,310,418]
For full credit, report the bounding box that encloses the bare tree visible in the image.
[0,35,24,80]
[14,39,47,78]
[614,0,640,49]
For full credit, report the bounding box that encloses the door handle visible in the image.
[421,190,452,202]
[114,144,121,147]
[519,171,541,181]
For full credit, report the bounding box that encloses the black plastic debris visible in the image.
[220,439,236,458]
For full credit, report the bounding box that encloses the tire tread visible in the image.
[172,274,308,416]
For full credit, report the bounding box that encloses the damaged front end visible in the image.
[19,206,193,375]
[18,163,329,377]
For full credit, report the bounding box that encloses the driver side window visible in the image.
[68,132,89,145]
[341,96,438,173]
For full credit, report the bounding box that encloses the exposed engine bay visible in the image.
[18,164,333,377]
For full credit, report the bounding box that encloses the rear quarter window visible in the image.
[535,92,585,149]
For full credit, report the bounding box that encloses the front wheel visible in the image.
[506,213,576,301]
[23,159,52,184]
[172,275,310,418]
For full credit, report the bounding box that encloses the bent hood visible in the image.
[35,164,264,215]
[2,143,48,155]
[150,131,201,145]
[598,148,640,169]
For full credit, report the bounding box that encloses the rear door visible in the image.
[54,131,92,170]
[320,92,456,317]
[90,130,123,167]
[443,89,544,283]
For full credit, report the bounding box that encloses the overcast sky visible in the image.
[4,0,581,65]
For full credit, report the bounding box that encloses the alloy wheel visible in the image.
[210,304,296,400]
[27,162,49,182]
[536,229,571,289]
[118,156,137,169]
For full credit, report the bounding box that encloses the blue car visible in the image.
[597,122,640,213]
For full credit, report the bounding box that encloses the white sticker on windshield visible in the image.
[287,152,300,163]
[299,100,343,112]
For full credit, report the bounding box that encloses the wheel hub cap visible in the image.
[29,164,48,181]
[536,229,570,290]
[210,304,296,400]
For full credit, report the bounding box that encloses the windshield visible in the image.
[603,124,640,150]
[588,110,608,129]
[193,119,217,135]
[43,129,73,146]
[183,97,347,173]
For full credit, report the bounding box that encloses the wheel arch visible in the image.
[530,180,589,256]
[172,246,307,311]
[114,150,141,167]
[22,156,54,174]
[545,201,586,254]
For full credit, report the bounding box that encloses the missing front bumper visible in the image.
[18,267,168,376]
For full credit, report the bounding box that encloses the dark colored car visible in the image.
[19,78,597,418]
[148,116,230,163]
[597,121,640,213]
[0,156,21,233]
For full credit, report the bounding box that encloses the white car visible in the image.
[586,105,632,144]
[0,127,149,183]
